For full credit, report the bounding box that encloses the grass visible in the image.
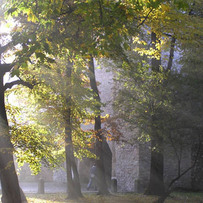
[26,192,203,203]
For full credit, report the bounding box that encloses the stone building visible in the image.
[91,63,203,192]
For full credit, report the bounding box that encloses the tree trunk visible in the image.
[151,32,161,72]
[88,57,109,195]
[145,32,165,196]
[71,155,82,196]
[145,137,165,196]
[0,72,22,203]
[102,139,112,189]
[0,141,22,203]
[65,122,82,199]
[64,111,82,199]
[65,62,82,199]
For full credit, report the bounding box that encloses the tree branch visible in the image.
[166,36,176,72]
[88,56,101,103]
[155,133,201,203]
[168,134,201,189]
[0,42,13,55]
[0,63,14,74]
[163,33,173,37]
[4,78,35,91]
[98,0,103,25]
[137,8,153,28]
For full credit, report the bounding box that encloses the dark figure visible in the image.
[87,163,97,191]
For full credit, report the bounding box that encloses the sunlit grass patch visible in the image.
[27,193,155,203]
[26,193,157,203]
[27,193,67,203]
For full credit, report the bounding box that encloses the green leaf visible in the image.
[35,52,46,62]
[11,69,20,77]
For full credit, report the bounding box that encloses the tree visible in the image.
[0,64,22,203]
[63,58,82,199]
[8,51,100,198]
[154,34,203,203]
[112,0,203,197]
[157,7,203,199]
[88,56,109,194]
[0,2,29,201]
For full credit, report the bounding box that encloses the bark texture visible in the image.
[145,137,165,196]
[0,70,23,203]
[88,57,109,195]
[64,62,83,199]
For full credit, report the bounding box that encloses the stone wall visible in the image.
[137,141,193,192]
[164,143,192,189]
[93,63,196,192]
[114,142,139,192]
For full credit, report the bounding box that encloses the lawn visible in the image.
[26,192,203,203]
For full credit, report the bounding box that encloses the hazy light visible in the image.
[0,22,10,34]
[0,18,16,34]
